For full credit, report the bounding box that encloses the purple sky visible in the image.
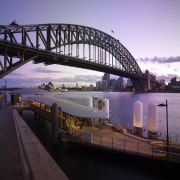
[0,0,180,87]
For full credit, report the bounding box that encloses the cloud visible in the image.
[33,67,65,74]
[165,57,180,63]
[137,56,180,64]
[136,56,180,83]
[49,75,102,84]
[1,74,102,87]
[73,75,101,82]
[156,74,180,82]
[7,72,25,77]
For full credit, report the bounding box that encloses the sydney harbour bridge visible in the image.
[0,23,147,91]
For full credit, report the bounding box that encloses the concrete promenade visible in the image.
[70,124,173,160]
[0,108,68,180]
[0,108,24,180]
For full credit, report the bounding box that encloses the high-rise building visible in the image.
[116,77,124,90]
[102,73,110,90]
[159,79,166,90]
[96,81,102,91]
[145,70,151,91]
[170,77,177,86]
[89,84,94,91]
[150,74,156,90]
[127,79,133,87]
[109,79,117,90]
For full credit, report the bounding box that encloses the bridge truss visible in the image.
[0,23,146,91]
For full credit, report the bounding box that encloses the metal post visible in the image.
[51,103,59,146]
[59,107,62,146]
[157,99,169,157]
[5,80,7,105]
[165,99,169,157]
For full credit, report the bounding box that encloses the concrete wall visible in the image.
[13,109,69,180]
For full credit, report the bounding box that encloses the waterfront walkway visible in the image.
[0,108,68,180]
[69,124,180,161]
[0,108,24,180]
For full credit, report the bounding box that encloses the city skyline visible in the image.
[0,0,180,87]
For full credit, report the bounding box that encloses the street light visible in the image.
[157,99,169,157]
[4,80,7,105]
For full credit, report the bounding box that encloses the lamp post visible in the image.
[4,80,7,105]
[157,99,169,157]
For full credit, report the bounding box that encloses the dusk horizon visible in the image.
[0,55,179,88]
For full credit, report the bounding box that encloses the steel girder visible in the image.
[0,23,146,91]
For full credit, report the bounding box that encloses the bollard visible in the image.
[148,104,158,140]
[133,101,143,136]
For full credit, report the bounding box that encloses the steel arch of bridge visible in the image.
[0,23,146,91]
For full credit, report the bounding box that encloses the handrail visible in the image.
[70,128,180,163]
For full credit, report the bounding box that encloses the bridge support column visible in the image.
[51,103,59,146]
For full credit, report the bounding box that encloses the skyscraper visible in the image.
[102,73,110,90]
[145,70,151,91]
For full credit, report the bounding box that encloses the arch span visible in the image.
[0,23,146,91]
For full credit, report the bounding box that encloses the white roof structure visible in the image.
[29,95,107,118]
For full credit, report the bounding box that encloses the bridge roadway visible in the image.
[0,108,68,180]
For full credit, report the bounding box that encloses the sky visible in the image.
[0,0,180,87]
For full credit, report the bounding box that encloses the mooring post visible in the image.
[51,103,59,146]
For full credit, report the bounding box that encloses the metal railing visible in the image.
[69,128,180,163]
